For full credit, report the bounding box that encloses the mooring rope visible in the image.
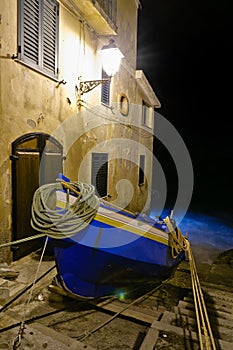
[186,240,217,350]
[12,237,49,349]
[164,216,216,350]
[76,277,172,341]
[164,216,188,258]
[0,234,46,249]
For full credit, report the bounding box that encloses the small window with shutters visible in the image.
[142,100,153,128]
[139,154,145,186]
[17,0,59,79]
[101,69,110,106]
[91,153,108,198]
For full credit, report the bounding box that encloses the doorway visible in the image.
[11,133,63,260]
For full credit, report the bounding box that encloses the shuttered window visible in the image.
[142,100,152,127]
[139,155,145,185]
[91,153,108,198]
[96,0,117,24]
[18,0,59,79]
[101,70,110,105]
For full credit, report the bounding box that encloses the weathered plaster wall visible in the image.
[116,0,139,69]
[0,0,155,262]
[63,106,153,213]
[0,1,81,261]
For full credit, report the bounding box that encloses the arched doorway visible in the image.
[11,133,63,260]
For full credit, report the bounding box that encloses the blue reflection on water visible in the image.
[150,207,233,264]
[179,212,233,250]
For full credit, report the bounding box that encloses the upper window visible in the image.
[142,100,153,128]
[18,0,59,79]
[101,69,110,106]
[139,155,145,186]
[96,0,117,24]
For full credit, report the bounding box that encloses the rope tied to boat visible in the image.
[164,216,216,349]
[186,239,217,350]
[31,181,100,239]
[164,216,188,258]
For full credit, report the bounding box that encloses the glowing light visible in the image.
[118,291,126,301]
[100,39,124,77]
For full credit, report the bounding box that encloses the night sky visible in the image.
[137,0,233,217]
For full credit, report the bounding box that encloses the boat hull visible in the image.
[52,204,184,299]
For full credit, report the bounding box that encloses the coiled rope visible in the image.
[0,181,99,249]
[30,181,100,239]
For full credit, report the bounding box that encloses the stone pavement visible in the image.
[0,251,97,349]
[0,251,56,304]
[0,249,233,349]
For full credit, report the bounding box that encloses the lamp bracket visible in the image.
[76,78,109,96]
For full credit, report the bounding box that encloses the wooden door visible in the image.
[13,152,40,259]
[11,133,63,260]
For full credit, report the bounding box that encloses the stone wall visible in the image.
[0,0,156,262]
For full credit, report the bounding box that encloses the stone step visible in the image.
[184,295,233,314]
[202,291,233,305]
[161,310,233,343]
[201,281,233,294]
[187,288,233,300]
[139,317,233,350]
[177,300,233,322]
[173,306,233,330]
[201,284,233,303]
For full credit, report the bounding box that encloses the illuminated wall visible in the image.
[0,0,160,262]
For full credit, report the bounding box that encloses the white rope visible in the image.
[12,237,49,349]
[31,181,99,239]
[186,241,217,350]
[165,216,216,349]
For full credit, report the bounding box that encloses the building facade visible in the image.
[0,0,160,263]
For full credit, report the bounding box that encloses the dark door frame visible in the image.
[11,132,63,259]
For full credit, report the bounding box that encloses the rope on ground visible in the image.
[186,240,217,350]
[165,217,216,349]
[164,216,216,350]
[12,236,49,349]
[76,277,172,341]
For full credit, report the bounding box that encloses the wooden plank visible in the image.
[96,300,160,324]
[48,284,161,324]
[2,309,96,350]
[138,327,159,350]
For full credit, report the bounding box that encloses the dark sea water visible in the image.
[150,207,233,265]
[179,211,233,264]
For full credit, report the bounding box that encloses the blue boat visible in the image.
[32,177,186,299]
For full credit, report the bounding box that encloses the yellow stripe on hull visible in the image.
[95,213,168,246]
[56,192,169,246]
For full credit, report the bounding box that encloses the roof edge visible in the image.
[135,70,161,108]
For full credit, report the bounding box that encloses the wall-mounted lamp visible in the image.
[100,39,124,77]
[76,39,123,97]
